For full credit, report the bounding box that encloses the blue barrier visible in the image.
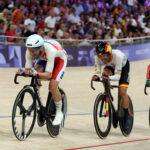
[0,43,150,67]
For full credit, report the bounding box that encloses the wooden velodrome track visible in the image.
[0,59,150,150]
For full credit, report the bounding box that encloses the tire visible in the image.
[12,87,36,141]
[46,88,67,138]
[93,93,111,139]
[119,96,134,136]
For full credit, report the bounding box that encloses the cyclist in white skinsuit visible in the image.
[92,41,131,131]
[25,34,67,126]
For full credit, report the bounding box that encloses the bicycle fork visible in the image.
[99,96,109,117]
[106,97,109,117]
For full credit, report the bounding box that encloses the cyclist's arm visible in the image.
[25,49,33,69]
[94,56,102,78]
[109,56,122,81]
[37,44,57,79]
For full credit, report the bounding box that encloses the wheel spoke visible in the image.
[27,103,35,115]
[18,101,26,114]
[21,113,26,137]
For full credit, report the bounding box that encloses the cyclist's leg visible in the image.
[49,57,67,125]
[119,60,131,129]
[119,60,130,109]
[119,87,129,109]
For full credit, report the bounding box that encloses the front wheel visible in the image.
[12,87,36,140]
[93,93,111,139]
[118,96,134,136]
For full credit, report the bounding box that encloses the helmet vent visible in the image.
[35,40,39,44]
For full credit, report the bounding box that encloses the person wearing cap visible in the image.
[91,41,131,131]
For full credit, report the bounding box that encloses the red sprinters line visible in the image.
[65,138,150,150]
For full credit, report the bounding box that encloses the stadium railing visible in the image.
[0,35,150,47]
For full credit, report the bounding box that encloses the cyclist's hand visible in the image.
[16,68,25,75]
[102,73,109,80]
[29,68,39,76]
[92,75,100,81]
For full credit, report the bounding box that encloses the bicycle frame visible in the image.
[14,74,50,119]
[91,79,118,117]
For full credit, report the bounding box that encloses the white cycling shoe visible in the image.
[52,111,63,126]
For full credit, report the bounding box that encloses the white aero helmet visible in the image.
[26,34,44,50]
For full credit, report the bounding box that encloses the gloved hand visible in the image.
[29,68,39,76]
[146,80,150,87]
[102,73,109,80]
[92,75,100,81]
[16,68,25,75]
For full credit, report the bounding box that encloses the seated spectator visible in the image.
[125,31,134,44]
[144,22,150,36]
[0,0,5,12]
[53,2,61,21]
[44,10,57,33]
[62,32,73,45]
[44,31,54,39]
[56,23,66,39]
[0,19,6,42]
[24,13,36,37]
[37,28,45,38]
[0,9,8,22]
[78,33,92,46]
[67,7,81,25]
[5,24,21,43]
[82,0,89,15]
[59,1,69,22]
[72,0,84,16]
[12,4,24,26]
[36,9,46,29]
[72,33,80,46]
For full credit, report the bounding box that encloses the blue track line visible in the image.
[0,109,148,119]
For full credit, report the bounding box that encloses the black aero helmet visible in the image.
[96,41,112,56]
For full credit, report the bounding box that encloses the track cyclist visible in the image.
[17,34,67,126]
[91,41,131,131]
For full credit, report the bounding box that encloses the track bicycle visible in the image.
[12,73,67,141]
[144,85,150,127]
[91,79,134,139]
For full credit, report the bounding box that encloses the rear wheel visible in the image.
[93,94,111,139]
[12,87,36,140]
[46,88,67,137]
[119,96,134,136]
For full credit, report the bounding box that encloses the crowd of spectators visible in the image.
[0,0,150,45]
